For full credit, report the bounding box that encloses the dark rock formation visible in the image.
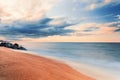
[0,40,27,50]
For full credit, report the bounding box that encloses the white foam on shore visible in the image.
[65,61,120,80]
[13,50,120,80]
[41,55,120,80]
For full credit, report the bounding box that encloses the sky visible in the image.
[0,0,120,42]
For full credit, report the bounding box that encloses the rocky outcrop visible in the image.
[0,40,27,50]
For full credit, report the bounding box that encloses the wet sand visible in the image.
[0,47,95,80]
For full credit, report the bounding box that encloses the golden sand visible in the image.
[0,47,95,80]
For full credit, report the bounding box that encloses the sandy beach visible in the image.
[0,47,94,80]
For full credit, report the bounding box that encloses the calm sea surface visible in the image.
[28,42,120,71]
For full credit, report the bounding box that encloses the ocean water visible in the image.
[27,42,120,80]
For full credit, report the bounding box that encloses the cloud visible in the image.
[0,17,75,40]
[83,27,99,32]
[78,0,120,10]
[107,21,120,32]
[0,0,58,23]
[88,0,111,10]
[66,22,119,36]
[116,15,120,20]
[0,17,119,40]
[115,29,120,32]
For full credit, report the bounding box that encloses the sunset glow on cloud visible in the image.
[0,0,120,42]
[0,0,57,22]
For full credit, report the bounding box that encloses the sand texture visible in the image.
[0,47,95,80]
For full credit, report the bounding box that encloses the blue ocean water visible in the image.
[28,42,120,70]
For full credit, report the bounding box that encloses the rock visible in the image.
[0,40,27,50]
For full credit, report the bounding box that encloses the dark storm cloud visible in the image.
[115,29,120,32]
[108,21,120,32]
[0,18,75,39]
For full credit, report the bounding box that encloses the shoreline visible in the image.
[14,49,120,80]
[0,47,94,80]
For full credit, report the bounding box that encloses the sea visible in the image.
[25,42,120,80]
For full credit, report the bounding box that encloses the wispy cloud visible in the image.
[77,0,120,10]
[67,21,119,36]
[116,15,120,20]
[0,0,58,23]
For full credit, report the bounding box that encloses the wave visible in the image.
[14,50,120,80]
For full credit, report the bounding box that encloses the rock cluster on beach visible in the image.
[0,40,27,50]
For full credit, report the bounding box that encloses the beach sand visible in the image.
[0,47,95,80]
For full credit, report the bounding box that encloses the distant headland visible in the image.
[0,40,27,50]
